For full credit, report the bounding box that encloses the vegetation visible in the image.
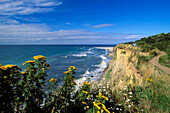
[1,33,170,112]
[159,55,170,68]
[120,51,126,55]
[0,55,122,113]
[105,69,112,79]
[136,32,170,52]
[120,39,170,112]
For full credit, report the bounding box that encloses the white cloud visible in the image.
[66,22,71,25]
[0,17,20,24]
[14,16,40,22]
[0,0,62,15]
[92,24,114,28]
[0,23,144,44]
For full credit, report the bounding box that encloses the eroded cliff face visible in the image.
[101,44,143,91]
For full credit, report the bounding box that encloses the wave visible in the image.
[73,53,87,57]
[76,49,110,85]
[100,55,107,60]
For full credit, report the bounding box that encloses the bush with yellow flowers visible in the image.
[0,55,51,112]
[0,55,124,113]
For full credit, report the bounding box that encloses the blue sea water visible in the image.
[0,45,115,86]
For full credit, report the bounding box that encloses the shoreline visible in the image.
[95,47,114,52]
[75,47,115,89]
[93,47,116,85]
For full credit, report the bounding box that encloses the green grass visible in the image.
[134,79,170,112]
[105,69,112,79]
[159,55,170,68]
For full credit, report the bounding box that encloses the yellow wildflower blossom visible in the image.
[3,76,8,79]
[25,60,36,64]
[83,91,88,94]
[82,101,87,105]
[48,66,51,69]
[33,55,46,60]
[7,80,11,83]
[21,72,26,75]
[93,102,101,110]
[24,69,29,72]
[69,66,78,70]
[99,92,102,97]
[87,94,90,98]
[49,78,57,82]
[103,108,110,113]
[84,81,90,85]
[86,106,89,109]
[64,71,70,74]
[97,111,100,113]
[146,78,154,83]
[42,68,45,70]
[0,64,18,70]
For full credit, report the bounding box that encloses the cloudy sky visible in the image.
[0,0,170,45]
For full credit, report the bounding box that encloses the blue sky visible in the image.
[0,0,170,45]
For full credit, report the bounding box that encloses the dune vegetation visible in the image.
[0,33,170,113]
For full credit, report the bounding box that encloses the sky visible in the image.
[0,0,170,45]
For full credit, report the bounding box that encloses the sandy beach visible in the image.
[95,47,113,52]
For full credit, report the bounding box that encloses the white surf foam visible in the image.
[73,53,87,57]
[74,48,111,91]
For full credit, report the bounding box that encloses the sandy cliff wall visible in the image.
[101,44,143,91]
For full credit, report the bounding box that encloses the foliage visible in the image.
[0,55,50,112]
[120,51,126,55]
[0,56,121,113]
[159,55,170,68]
[166,47,170,60]
[105,69,112,79]
[135,32,170,52]
[138,55,153,64]
[133,78,170,112]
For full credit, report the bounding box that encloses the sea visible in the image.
[0,45,116,86]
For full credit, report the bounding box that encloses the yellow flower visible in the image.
[87,94,90,98]
[48,66,51,69]
[25,60,36,64]
[24,69,29,72]
[0,64,18,70]
[82,101,87,105]
[49,78,57,82]
[42,68,45,70]
[83,91,88,94]
[7,80,11,83]
[99,92,102,97]
[21,72,26,74]
[64,71,70,74]
[97,111,100,113]
[86,106,89,109]
[104,108,110,113]
[146,78,150,81]
[3,76,8,79]
[69,66,78,70]
[84,81,90,86]
[101,109,104,113]
[93,102,101,110]
[33,55,46,60]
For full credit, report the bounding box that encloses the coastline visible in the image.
[92,47,116,85]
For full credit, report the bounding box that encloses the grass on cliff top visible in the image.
[159,55,170,68]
